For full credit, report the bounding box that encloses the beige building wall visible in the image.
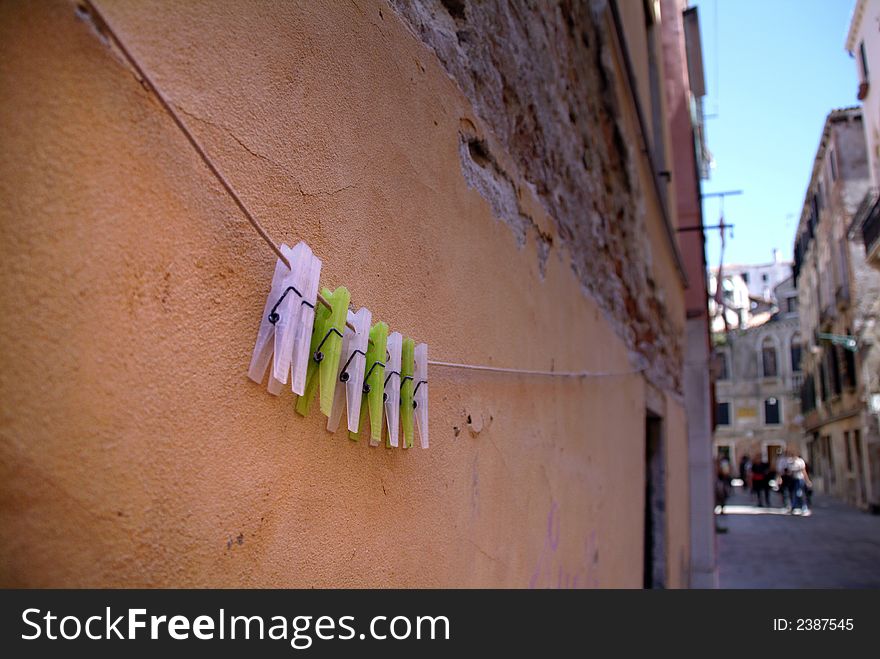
[848,0,880,186]
[0,0,690,587]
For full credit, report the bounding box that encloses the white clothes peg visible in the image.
[383,332,403,448]
[248,242,321,396]
[271,241,311,390]
[290,250,322,395]
[248,242,294,389]
[327,307,372,434]
[414,343,429,449]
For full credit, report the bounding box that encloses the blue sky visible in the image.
[692,0,859,267]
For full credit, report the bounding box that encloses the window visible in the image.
[764,397,780,425]
[830,149,838,181]
[761,273,769,283]
[860,41,869,82]
[845,431,853,472]
[786,296,798,313]
[829,348,842,396]
[790,334,802,372]
[714,351,729,380]
[761,337,778,377]
[844,336,857,389]
[741,273,749,285]
[801,373,816,412]
[722,278,734,301]
[716,402,731,426]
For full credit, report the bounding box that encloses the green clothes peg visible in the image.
[295,286,350,418]
[400,337,415,449]
[350,321,388,445]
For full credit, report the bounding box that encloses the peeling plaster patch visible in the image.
[457,127,552,278]
[458,133,526,246]
[466,411,483,435]
[465,409,493,437]
[391,0,683,392]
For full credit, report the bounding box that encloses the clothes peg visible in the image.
[383,332,403,448]
[295,286,351,418]
[400,338,415,449]
[327,307,372,434]
[290,250,322,396]
[248,243,320,395]
[270,242,311,393]
[248,243,291,386]
[350,322,388,446]
[413,343,429,449]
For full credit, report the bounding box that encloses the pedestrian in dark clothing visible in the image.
[751,456,770,507]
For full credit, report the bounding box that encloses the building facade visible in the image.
[793,108,880,510]
[712,301,804,474]
[848,0,880,511]
[714,250,793,303]
[659,0,716,588]
[847,0,880,188]
[707,251,793,333]
[0,1,708,587]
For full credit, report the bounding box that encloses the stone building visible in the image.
[847,0,880,189]
[848,0,880,511]
[712,281,804,473]
[712,250,793,303]
[793,107,880,510]
[707,251,794,333]
[0,1,711,587]
[659,0,716,588]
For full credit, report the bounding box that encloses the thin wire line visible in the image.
[82,0,289,269]
[427,360,644,378]
[82,0,648,376]
[82,0,355,330]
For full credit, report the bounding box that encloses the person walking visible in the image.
[789,453,812,516]
[776,449,792,510]
[751,455,770,507]
[716,455,732,513]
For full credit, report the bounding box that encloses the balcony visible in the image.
[856,188,880,271]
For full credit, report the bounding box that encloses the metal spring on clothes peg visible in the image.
[362,361,385,394]
[412,379,427,408]
[267,285,313,324]
[313,327,344,363]
[383,370,400,402]
[339,349,366,382]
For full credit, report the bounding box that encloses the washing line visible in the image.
[85,0,647,383]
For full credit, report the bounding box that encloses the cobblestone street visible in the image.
[717,487,880,588]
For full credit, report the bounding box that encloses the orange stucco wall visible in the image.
[0,0,689,587]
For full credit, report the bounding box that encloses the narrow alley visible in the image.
[717,488,880,588]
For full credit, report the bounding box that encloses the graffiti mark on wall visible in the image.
[529,499,599,589]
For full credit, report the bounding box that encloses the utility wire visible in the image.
[428,360,644,378]
[83,1,649,382]
[82,0,354,327]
